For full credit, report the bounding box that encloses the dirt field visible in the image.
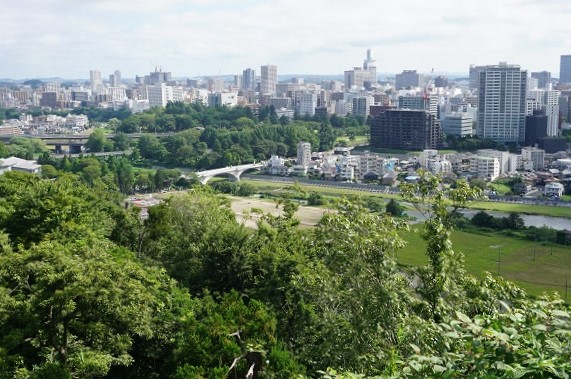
[228,196,329,228]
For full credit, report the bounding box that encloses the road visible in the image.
[241,174,571,208]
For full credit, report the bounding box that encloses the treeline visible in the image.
[445,134,508,151]
[0,172,569,378]
[454,210,571,245]
[37,154,194,194]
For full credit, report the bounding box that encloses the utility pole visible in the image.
[497,247,501,276]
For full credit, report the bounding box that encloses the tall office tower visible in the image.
[344,68,370,91]
[234,74,243,89]
[395,70,425,89]
[477,63,527,143]
[363,49,377,84]
[370,109,441,150]
[297,142,312,166]
[90,70,102,94]
[531,71,551,89]
[260,65,277,95]
[109,70,121,87]
[242,68,256,91]
[560,55,571,85]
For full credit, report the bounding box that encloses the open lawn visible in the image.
[398,228,571,298]
[335,135,369,146]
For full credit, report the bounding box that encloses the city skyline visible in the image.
[2,0,571,79]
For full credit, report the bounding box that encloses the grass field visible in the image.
[398,227,571,298]
[335,135,369,146]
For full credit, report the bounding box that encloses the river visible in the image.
[406,209,571,230]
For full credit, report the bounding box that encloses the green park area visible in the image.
[398,228,571,298]
[227,181,571,298]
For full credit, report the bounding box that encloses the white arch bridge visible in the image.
[188,163,265,185]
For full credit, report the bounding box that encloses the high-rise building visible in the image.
[296,93,317,116]
[395,70,425,89]
[344,68,370,91]
[442,112,473,137]
[370,109,441,150]
[297,142,311,166]
[260,65,277,95]
[109,70,121,87]
[398,94,438,117]
[524,109,548,146]
[531,71,551,89]
[352,96,373,117]
[477,63,527,143]
[469,65,484,91]
[362,49,377,84]
[526,89,560,136]
[242,68,256,91]
[90,70,102,95]
[560,55,571,85]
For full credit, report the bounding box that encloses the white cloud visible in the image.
[1,0,570,79]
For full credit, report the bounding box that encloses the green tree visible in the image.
[385,198,403,216]
[307,192,324,206]
[85,128,113,152]
[401,174,482,322]
[138,134,167,160]
[113,157,134,194]
[0,237,182,378]
[113,131,131,151]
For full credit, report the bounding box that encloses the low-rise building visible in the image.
[0,157,42,175]
[544,182,564,197]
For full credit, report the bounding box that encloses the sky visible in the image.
[1,0,571,80]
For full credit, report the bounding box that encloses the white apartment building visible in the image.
[265,155,290,176]
[261,65,277,95]
[521,146,545,170]
[544,182,564,197]
[297,142,312,167]
[476,149,513,174]
[418,149,452,174]
[359,152,385,180]
[147,84,184,108]
[477,63,527,142]
[470,156,500,181]
[337,155,360,181]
